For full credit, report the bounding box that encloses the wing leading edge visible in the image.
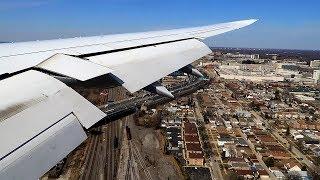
[0,19,257,180]
[0,19,257,75]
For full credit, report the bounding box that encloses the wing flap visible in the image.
[0,113,86,180]
[88,39,212,93]
[36,53,113,81]
[0,70,106,179]
[0,70,106,129]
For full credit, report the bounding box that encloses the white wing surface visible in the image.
[0,19,257,179]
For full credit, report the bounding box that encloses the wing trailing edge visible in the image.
[36,53,113,81]
[88,39,212,93]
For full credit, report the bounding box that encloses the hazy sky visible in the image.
[0,0,319,50]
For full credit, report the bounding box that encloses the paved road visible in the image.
[239,130,276,179]
[194,97,204,122]
[99,78,209,120]
[193,96,223,180]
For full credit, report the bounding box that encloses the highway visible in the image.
[96,77,209,127]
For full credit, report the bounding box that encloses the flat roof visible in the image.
[184,166,212,180]
[184,135,200,143]
[186,143,202,152]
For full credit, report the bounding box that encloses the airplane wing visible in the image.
[0,19,256,180]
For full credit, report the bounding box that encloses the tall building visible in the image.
[313,70,320,83]
[251,54,260,59]
[310,60,320,68]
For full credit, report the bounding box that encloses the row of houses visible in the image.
[162,103,205,166]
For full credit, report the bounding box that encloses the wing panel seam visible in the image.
[77,38,193,58]
[0,112,73,162]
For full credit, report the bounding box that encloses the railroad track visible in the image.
[125,141,133,180]
[104,87,125,180]
[78,87,130,180]
[79,127,101,180]
[131,141,153,180]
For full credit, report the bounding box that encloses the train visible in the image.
[113,136,119,149]
[125,126,132,140]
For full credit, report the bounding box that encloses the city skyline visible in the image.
[0,0,320,50]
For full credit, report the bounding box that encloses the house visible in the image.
[234,169,254,179]
[272,170,285,180]
[258,170,270,180]
[186,152,204,166]
[288,171,310,180]
[256,134,278,145]
[184,134,200,144]
[311,147,320,156]
[236,138,249,147]
[185,143,204,166]
[261,145,290,159]
[166,127,183,157]
[183,122,204,166]
[218,137,234,146]
[282,159,302,171]
[236,111,251,118]
[290,129,304,140]
[184,122,198,136]
[288,165,301,172]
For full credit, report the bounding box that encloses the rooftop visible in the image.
[184,122,198,134]
[188,152,204,159]
[186,143,202,152]
[184,167,212,180]
[184,135,200,143]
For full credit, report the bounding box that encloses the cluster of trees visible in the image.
[196,94,204,104]
[314,156,320,166]
[264,157,275,167]
[203,110,213,124]
[225,171,245,180]
[197,123,213,158]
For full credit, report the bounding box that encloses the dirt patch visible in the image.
[155,156,183,180]
[131,119,183,180]
[142,133,160,150]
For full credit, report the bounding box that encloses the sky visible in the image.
[0,0,319,50]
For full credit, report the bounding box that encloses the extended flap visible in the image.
[36,53,113,81]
